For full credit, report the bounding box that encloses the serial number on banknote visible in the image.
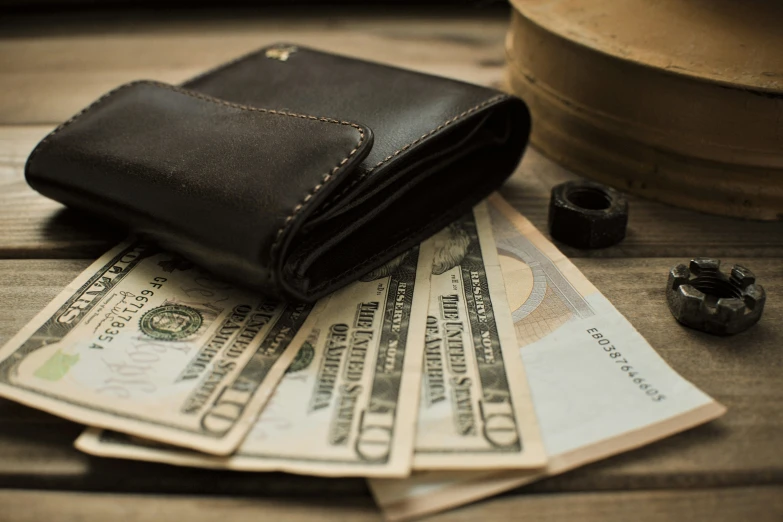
[90,279,167,347]
[586,328,666,402]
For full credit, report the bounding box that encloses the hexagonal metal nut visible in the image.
[666,258,766,335]
[548,181,629,249]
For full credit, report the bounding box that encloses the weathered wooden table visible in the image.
[1,9,781,521]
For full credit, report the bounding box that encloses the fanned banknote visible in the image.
[369,194,726,520]
[414,203,546,470]
[0,242,311,455]
[77,240,435,477]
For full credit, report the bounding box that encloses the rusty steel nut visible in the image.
[667,258,766,335]
[549,181,629,249]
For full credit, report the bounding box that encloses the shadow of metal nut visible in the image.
[666,258,766,335]
[548,181,629,249]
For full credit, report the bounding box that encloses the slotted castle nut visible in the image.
[548,180,629,249]
[666,258,766,335]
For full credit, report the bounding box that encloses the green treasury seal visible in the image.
[286,342,315,373]
[139,304,203,341]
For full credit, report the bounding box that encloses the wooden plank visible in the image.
[0,259,91,342]
[0,126,123,258]
[1,486,781,522]
[0,258,780,493]
[432,486,783,522]
[500,149,783,259]
[0,14,507,125]
[3,127,783,259]
[0,488,378,522]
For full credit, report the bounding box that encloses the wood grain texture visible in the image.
[0,488,379,522]
[431,486,783,522]
[0,13,507,125]
[1,486,781,522]
[3,125,783,259]
[501,150,783,258]
[0,125,122,258]
[0,257,780,494]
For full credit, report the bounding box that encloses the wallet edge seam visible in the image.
[25,79,369,190]
[268,126,368,281]
[25,80,151,181]
[331,93,511,202]
[367,93,509,172]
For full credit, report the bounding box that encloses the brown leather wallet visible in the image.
[25,44,530,302]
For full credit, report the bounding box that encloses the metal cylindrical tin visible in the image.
[506,0,783,220]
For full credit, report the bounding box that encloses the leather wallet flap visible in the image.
[25,81,373,289]
[185,45,519,188]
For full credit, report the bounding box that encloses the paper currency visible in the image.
[0,242,310,455]
[77,240,435,477]
[369,194,726,520]
[414,203,546,470]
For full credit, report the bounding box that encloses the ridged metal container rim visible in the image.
[505,0,783,220]
[509,0,783,94]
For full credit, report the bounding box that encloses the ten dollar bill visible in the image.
[414,202,546,470]
[77,241,434,477]
[0,243,309,455]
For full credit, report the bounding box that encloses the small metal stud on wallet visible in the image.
[25,43,531,301]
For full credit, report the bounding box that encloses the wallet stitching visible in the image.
[269,127,366,279]
[28,79,366,183]
[332,93,508,201]
[185,45,510,201]
[119,83,367,270]
[367,94,507,172]
[26,80,151,173]
[26,79,367,289]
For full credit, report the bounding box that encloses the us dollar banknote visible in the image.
[370,194,726,520]
[0,242,310,455]
[77,241,435,477]
[414,203,546,470]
